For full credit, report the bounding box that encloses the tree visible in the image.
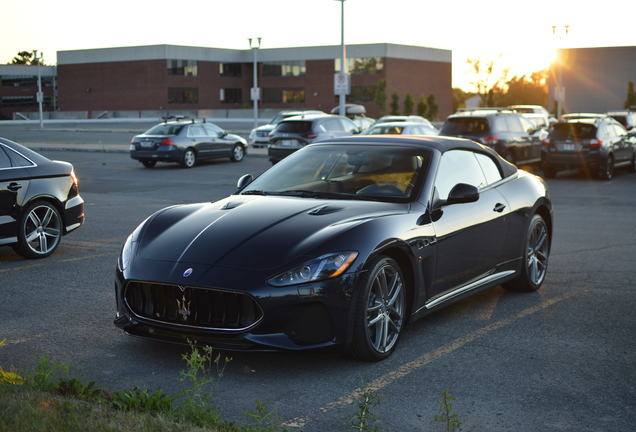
[10,51,36,65]
[403,93,414,115]
[374,79,387,115]
[425,94,439,120]
[417,97,428,117]
[390,93,400,115]
[466,56,509,106]
[625,81,636,109]
[452,88,469,112]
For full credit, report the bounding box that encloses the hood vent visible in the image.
[307,205,343,216]
[221,201,243,210]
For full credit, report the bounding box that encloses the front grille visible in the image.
[124,281,262,331]
[256,130,269,137]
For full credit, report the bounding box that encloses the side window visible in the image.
[519,116,534,133]
[0,146,11,169]
[204,124,223,137]
[325,118,344,132]
[506,115,524,133]
[474,153,502,185]
[493,116,508,133]
[614,124,626,137]
[5,148,33,167]
[434,150,487,201]
[339,118,358,133]
[187,125,207,137]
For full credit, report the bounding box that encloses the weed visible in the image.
[0,365,24,385]
[350,385,382,432]
[434,388,462,432]
[24,355,69,392]
[112,386,175,413]
[241,399,284,432]
[55,378,102,401]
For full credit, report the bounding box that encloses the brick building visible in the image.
[56,43,452,119]
[0,65,57,120]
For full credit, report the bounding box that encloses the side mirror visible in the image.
[219,131,228,138]
[236,174,253,191]
[445,183,479,206]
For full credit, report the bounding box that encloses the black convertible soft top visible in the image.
[314,135,518,179]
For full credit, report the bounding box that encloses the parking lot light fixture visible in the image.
[249,37,262,130]
[336,0,346,117]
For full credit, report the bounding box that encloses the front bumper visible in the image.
[114,263,359,351]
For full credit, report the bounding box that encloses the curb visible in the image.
[25,145,269,158]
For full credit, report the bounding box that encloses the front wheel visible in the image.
[181,148,197,168]
[230,144,245,162]
[141,160,156,168]
[504,214,550,292]
[598,154,614,180]
[14,201,63,258]
[347,256,406,361]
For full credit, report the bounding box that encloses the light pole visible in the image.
[336,0,347,117]
[33,50,44,129]
[248,37,262,130]
[551,25,569,117]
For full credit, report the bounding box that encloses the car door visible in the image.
[186,125,211,159]
[612,123,630,162]
[0,145,31,243]
[204,123,232,157]
[429,149,510,297]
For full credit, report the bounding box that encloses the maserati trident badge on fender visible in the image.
[183,268,193,278]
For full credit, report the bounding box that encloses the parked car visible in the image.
[541,117,635,179]
[365,121,439,136]
[372,115,435,129]
[248,110,324,147]
[130,119,248,168]
[268,114,359,164]
[440,109,542,164]
[0,138,84,258]
[352,116,375,132]
[607,111,636,132]
[114,135,552,361]
[329,104,374,133]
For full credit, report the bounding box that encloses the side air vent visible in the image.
[221,201,243,210]
[307,205,343,215]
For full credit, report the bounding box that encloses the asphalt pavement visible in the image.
[1,150,635,431]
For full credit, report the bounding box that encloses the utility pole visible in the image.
[33,50,44,128]
[249,37,262,130]
[551,25,569,117]
[335,0,348,117]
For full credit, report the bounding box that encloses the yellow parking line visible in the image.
[283,290,579,429]
[0,252,114,274]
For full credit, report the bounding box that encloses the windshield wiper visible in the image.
[240,190,271,195]
[273,190,361,200]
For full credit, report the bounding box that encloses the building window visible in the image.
[219,63,242,77]
[1,76,36,87]
[219,88,242,104]
[262,61,306,77]
[350,86,376,102]
[263,88,305,104]
[167,60,198,76]
[0,95,34,106]
[334,57,384,74]
[168,87,199,104]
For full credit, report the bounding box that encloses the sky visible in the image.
[3,0,636,90]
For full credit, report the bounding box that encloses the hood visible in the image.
[226,133,246,143]
[254,124,275,132]
[136,196,407,271]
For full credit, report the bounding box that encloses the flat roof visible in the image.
[0,64,57,77]
[57,43,451,65]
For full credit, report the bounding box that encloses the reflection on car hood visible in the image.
[137,195,406,270]
[254,124,275,132]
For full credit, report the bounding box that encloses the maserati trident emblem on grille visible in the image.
[176,287,191,321]
[183,268,193,278]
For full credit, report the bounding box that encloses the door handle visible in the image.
[7,182,22,192]
[493,203,506,213]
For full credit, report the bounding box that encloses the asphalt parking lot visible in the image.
[1,149,635,431]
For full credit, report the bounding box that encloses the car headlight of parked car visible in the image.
[118,222,146,271]
[268,252,358,287]
[248,129,256,142]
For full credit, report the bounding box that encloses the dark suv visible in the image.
[440,109,541,164]
[541,117,635,179]
[268,114,359,164]
[130,119,248,168]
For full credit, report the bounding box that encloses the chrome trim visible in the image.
[65,222,81,233]
[424,270,516,310]
[0,144,37,170]
[0,215,15,225]
[0,236,18,246]
[123,281,264,333]
[65,195,84,210]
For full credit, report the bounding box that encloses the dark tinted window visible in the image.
[550,123,597,140]
[441,118,490,136]
[145,124,185,136]
[609,115,627,127]
[0,147,11,169]
[5,147,33,167]
[275,121,313,134]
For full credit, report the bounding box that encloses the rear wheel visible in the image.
[347,256,406,361]
[14,201,63,258]
[629,150,636,173]
[141,160,156,168]
[230,144,245,162]
[504,214,550,292]
[598,154,614,180]
[181,149,197,168]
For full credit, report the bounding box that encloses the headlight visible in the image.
[268,252,358,287]
[117,221,146,271]
[248,129,256,141]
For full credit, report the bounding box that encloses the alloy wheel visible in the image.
[526,218,549,286]
[183,149,196,168]
[24,204,62,255]
[365,263,405,354]
[232,145,245,162]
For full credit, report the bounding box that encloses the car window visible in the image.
[519,117,534,133]
[368,125,405,135]
[0,146,11,169]
[145,123,185,135]
[434,150,487,201]
[5,147,33,167]
[493,116,508,132]
[324,118,345,132]
[204,124,223,137]
[506,115,524,133]
[440,117,490,136]
[550,123,597,140]
[339,118,358,133]
[187,125,207,137]
[613,124,626,137]
[276,121,313,134]
[474,153,502,185]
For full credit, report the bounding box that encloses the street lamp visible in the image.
[33,50,44,129]
[248,37,262,130]
[335,0,347,117]
[551,25,569,117]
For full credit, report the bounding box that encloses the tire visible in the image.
[504,214,550,292]
[597,154,614,180]
[542,163,557,179]
[181,148,197,168]
[629,150,636,173]
[14,200,63,259]
[347,256,407,361]
[230,144,245,162]
[141,160,156,168]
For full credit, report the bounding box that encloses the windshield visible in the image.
[367,125,405,135]
[144,123,185,136]
[550,123,597,140]
[440,117,490,136]
[241,145,431,202]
